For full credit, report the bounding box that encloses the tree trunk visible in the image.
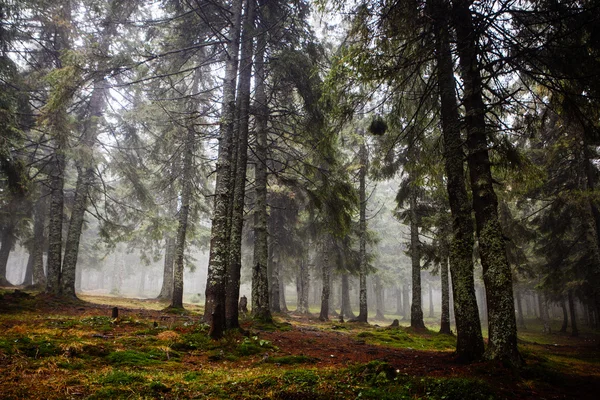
[0,225,16,287]
[560,298,568,333]
[409,189,426,329]
[32,194,47,287]
[403,283,410,319]
[538,290,550,333]
[375,275,386,320]
[452,0,520,365]
[45,155,65,296]
[440,257,452,334]
[270,248,281,313]
[356,138,368,322]
[279,279,288,313]
[341,273,355,319]
[396,286,403,316]
[23,250,34,286]
[251,21,271,322]
[428,282,434,318]
[568,289,579,337]
[226,0,256,330]
[319,241,331,321]
[204,0,243,339]
[430,0,484,361]
[157,234,176,300]
[170,124,195,309]
[516,288,526,330]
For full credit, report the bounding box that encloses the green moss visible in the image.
[106,350,161,366]
[264,355,318,365]
[98,370,145,385]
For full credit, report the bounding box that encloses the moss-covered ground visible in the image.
[0,289,598,399]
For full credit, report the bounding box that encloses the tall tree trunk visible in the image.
[341,273,355,319]
[538,290,550,333]
[270,247,281,313]
[428,283,434,318]
[0,224,16,286]
[319,240,331,321]
[516,288,526,330]
[32,193,47,287]
[409,189,426,329]
[23,250,34,286]
[430,0,484,360]
[226,0,256,330]
[403,283,410,318]
[440,257,452,334]
[170,123,195,309]
[452,0,520,365]
[375,275,385,320]
[204,0,243,339]
[251,22,271,322]
[568,290,579,337]
[157,234,176,300]
[396,286,403,316]
[62,77,106,299]
[356,139,368,322]
[280,279,288,312]
[45,155,66,296]
[560,297,568,333]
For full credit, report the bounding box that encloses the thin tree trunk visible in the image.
[319,241,331,321]
[410,189,426,329]
[396,286,403,316]
[23,250,34,286]
[429,282,434,318]
[440,257,452,334]
[560,298,568,333]
[341,273,355,319]
[226,0,256,330]
[375,275,385,320]
[170,124,195,309]
[568,289,579,337]
[204,0,243,339]
[516,288,526,330]
[251,21,271,322]
[32,194,47,287]
[356,138,368,322]
[452,0,520,365]
[270,247,281,313]
[403,283,410,319]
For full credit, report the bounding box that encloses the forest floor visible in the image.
[0,289,599,399]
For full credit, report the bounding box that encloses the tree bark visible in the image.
[429,0,484,358]
[204,0,243,339]
[341,273,355,319]
[170,122,196,308]
[319,240,331,321]
[375,275,386,320]
[409,189,426,329]
[157,233,176,300]
[452,0,520,364]
[61,76,106,299]
[251,22,271,322]
[356,138,368,322]
[32,194,47,287]
[440,257,452,334]
[0,224,16,286]
[516,288,526,330]
[568,289,579,337]
[226,0,256,330]
[560,298,568,333]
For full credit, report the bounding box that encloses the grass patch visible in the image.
[356,327,456,351]
[106,350,164,366]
